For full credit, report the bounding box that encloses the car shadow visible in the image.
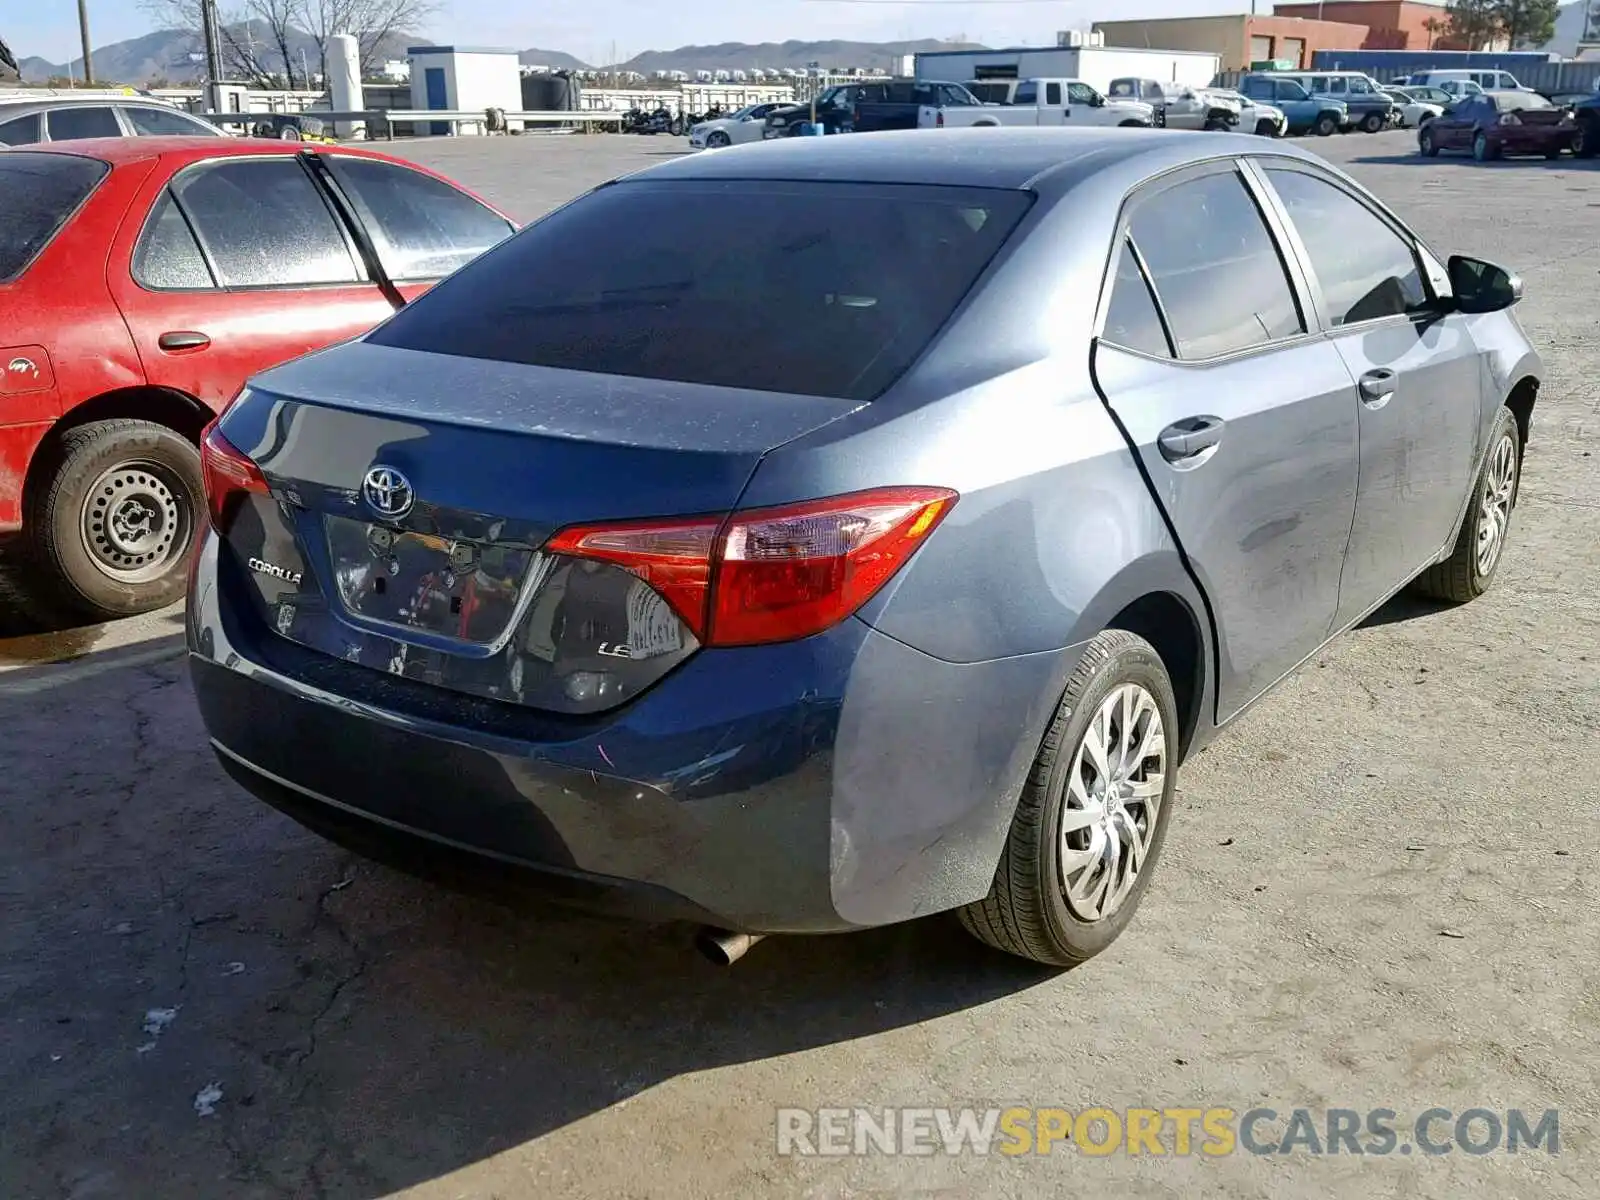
[1351,152,1600,170]
[0,653,1058,1198]
[1358,590,1455,628]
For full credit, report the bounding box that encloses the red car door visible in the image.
[108,153,396,415]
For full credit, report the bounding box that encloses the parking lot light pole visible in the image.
[78,0,94,84]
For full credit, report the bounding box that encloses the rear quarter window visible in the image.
[0,152,110,281]
[367,180,1033,401]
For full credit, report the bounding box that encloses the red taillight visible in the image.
[545,487,957,647]
[200,421,269,533]
[936,110,945,128]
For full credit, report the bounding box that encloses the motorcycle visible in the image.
[678,104,726,135]
[622,105,678,136]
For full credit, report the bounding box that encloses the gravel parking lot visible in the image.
[1,129,1596,1199]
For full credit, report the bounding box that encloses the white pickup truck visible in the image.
[954,77,1156,128]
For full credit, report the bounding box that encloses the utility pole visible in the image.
[201,0,224,86]
[77,0,94,84]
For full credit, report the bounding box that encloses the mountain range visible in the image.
[13,8,1594,87]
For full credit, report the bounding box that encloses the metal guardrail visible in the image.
[200,108,626,139]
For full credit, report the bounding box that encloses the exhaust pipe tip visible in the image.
[696,927,765,966]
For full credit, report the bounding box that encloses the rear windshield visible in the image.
[1494,92,1552,111]
[0,152,109,281]
[367,180,1032,400]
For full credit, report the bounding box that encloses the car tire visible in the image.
[1117,119,1145,128]
[1544,146,1563,159]
[23,419,203,621]
[1419,126,1438,156]
[1360,111,1385,133]
[959,629,1179,968]
[1412,406,1521,604]
[1473,132,1498,161]
[1574,121,1597,158]
[1314,113,1339,137]
[279,126,301,141]
[1254,118,1276,136]
[706,130,730,148]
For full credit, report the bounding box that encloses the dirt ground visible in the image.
[1,130,1596,1199]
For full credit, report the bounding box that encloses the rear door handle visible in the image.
[1358,368,1397,403]
[1157,416,1225,464]
[158,331,211,352]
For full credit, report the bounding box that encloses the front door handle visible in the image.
[1157,415,1225,464]
[158,330,211,352]
[1358,368,1397,403]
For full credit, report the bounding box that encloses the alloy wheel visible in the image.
[79,459,192,585]
[1058,683,1167,922]
[1475,433,1517,577]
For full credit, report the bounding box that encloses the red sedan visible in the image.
[0,136,514,619]
[1417,90,1577,161]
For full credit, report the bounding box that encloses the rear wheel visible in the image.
[959,630,1179,967]
[278,125,301,141]
[1117,118,1145,128]
[23,419,203,620]
[1360,111,1385,133]
[1314,112,1339,137]
[1412,406,1521,603]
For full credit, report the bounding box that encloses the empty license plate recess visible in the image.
[323,514,536,645]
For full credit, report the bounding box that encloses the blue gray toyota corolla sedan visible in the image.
[188,128,1540,967]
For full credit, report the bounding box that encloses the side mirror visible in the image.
[1447,255,1522,313]
[1091,93,1105,107]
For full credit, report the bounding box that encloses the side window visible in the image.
[1101,238,1171,358]
[326,157,514,281]
[0,112,43,146]
[1264,168,1426,326]
[1347,77,1372,95]
[1014,81,1038,106]
[123,106,217,136]
[1045,82,1063,106]
[1325,77,1348,95]
[1242,78,1269,100]
[47,106,122,140]
[173,158,360,288]
[1066,82,1097,105]
[941,85,976,107]
[133,191,216,290]
[1127,170,1303,360]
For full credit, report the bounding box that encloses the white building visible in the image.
[407,45,522,133]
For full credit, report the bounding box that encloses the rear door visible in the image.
[1091,162,1360,720]
[316,153,515,304]
[45,105,122,141]
[1253,161,1482,624]
[109,154,393,413]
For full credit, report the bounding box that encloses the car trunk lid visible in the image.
[212,340,861,714]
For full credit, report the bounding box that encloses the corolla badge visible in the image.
[6,357,39,379]
[362,465,414,520]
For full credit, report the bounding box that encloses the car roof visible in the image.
[623,126,1328,196]
[0,96,188,115]
[22,134,404,167]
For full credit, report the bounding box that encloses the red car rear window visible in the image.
[0,151,109,282]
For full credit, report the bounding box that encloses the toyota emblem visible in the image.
[362,465,414,520]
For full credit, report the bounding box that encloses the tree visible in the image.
[1492,0,1561,46]
[295,0,439,85]
[138,0,436,88]
[1445,0,1502,48]
[140,0,306,88]
[1422,15,1448,48]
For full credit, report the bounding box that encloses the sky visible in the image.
[8,0,1261,66]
